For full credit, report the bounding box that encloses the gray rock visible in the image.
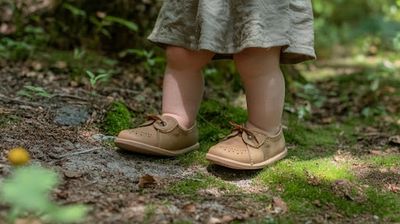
[92,134,116,142]
[54,105,89,126]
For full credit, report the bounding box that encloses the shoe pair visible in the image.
[115,114,287,170]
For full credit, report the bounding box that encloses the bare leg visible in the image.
[233,47,285,135]
[162,46,215,129]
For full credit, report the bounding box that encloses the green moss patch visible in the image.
[366,155,400,167]
[102,101,132,136]
[256,157,400,221]
[0,114,21,128]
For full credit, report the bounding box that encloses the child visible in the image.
[115,0,316,170]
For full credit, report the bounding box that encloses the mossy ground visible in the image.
[102,101,132,136]
[94,55,400,223]
[163,64,400,223]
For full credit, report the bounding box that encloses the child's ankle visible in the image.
[245,121,281,136]
[161,113,195,130]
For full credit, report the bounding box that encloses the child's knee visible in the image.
[234,47,281,75]
[166,46,213,71]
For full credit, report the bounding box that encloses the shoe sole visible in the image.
[206,148,288,170]
[115,138,199,156]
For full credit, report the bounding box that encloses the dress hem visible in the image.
[147,35,316,64]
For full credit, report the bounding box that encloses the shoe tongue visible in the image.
[244,122,268,136]
[153,115,178,131]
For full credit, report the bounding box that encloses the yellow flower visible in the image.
[8,147,30,166]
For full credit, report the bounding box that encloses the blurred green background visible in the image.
[1,0,399,60]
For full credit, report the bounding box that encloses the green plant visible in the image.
[118,48,165,74]
[62,2,138,39]
[73,48,86,60]
[0,38,34,61]
[286,82,326,120]
[393,32,400,51]
[0,166,88,223]
[17,85,52,98]
[85,70,112,92]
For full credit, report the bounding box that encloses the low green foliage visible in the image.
[102,101,132,136]
[17,85,52,99]
[366,155,400,167]
[0,166,88,223]
[85,70,113,93]
[0,114,21,128]
[256,156,400,220]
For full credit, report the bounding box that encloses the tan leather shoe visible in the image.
[206,122,287,170]
[115,115,199,156]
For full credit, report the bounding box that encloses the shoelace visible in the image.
[146,114,167,126]
[227,121,260,145]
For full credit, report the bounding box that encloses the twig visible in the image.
[57,147,101,159]
[83,180,98,187]
[51,93,88,101]
[102,87,141,95]
[0,93,45,107]
[362,132,390,137]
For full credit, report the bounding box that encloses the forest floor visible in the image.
[0,50,400,224]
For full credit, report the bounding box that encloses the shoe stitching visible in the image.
[245,144,254,166]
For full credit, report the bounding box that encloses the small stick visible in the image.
[51,93,88,101]
[0,93,45,107]
[57,147,100,159]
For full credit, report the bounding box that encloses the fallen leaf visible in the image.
[389,135,400,145]
[385,147,399,154]
[15,219,42,224]
[369,150,386,156]
[64,170,83,179]
[386,184,400,193]
[207,216,222,224]
[272,197,288,214]
[305,170,321,186]
[31,61,43,71]
[96,11,107,18]
[182,203,196,213]
[312,200,322,207]
[54,61,67,69]
[331,180,366,202]
[138,174,156,188]
[221,215,235,223]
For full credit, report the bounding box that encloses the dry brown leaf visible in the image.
[312,200,322,207]
[221,215,235,223]
[386,184,400,193]
[272,196,288,214]
[207,216,222,224]
[54,61,67,69]
[385,147,399,154]
[64,170,83,178]
[96,11,107,18]
[331,180,366,202]
[369,150,386,156]
[389,135,400,145]
[182,203,196,213]
[305,170,321,186]
[15,219,42,224]
[138,174,156,188]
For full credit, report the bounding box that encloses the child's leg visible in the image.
[233,47,284,135]
[162,46,215,129]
